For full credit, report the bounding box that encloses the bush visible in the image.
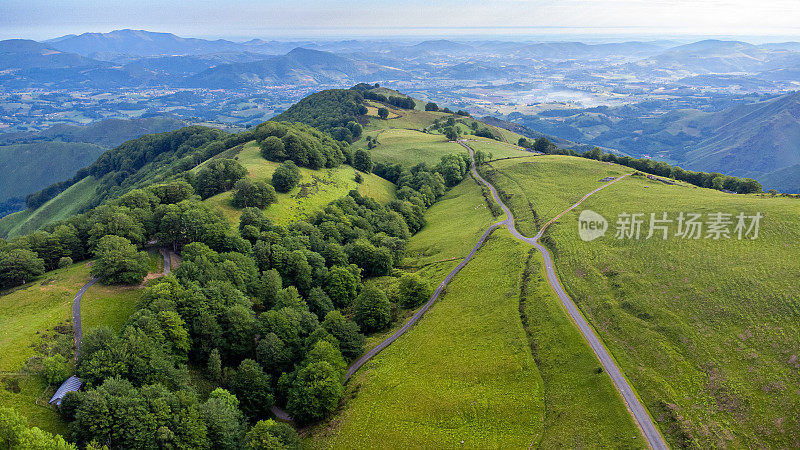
[398,273,432,308]
[41,354,71,386]
[259,136,286,161]
[353,285,391,332]
[425,102,439,111]
[377,107,389,120]
[90,235,149,285]
[232,179,277,209]
[58,256,73,269]
[352,149,373,173]
[271,161,301,193]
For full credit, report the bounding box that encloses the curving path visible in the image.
[72,277,98,355]
[460,141,668,450]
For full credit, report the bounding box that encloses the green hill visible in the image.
[485,155,800,448]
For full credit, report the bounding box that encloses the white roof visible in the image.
[49,376,82,406]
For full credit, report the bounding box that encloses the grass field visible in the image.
[0,259,148,434]
[307,229,546,449]
[0,176,99,238]
[521,250,643,447]
[490,156,800,448]
[0,262,91,372]
[484,156,632,236]
[203,142,395,225]
[358,129,463,168]
[463,137,531,160]
[0,262,92,435]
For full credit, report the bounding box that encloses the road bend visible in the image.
[460,140,667,450]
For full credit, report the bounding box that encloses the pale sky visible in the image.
[2,0,800,41]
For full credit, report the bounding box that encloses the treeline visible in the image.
[23,126,240,210]
[517,137,763,194]
[356,87,417,110]
[274,89,366,143]
[24,121,352,216]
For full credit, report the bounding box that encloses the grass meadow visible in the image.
[307,229,546,449]
[490,156,800,448]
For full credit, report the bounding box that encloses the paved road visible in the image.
[72,277,98,355]
[460,140,668,450]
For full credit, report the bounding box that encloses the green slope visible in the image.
[0,176,100,238]
[489,155,800,448]
[0,141,105,203]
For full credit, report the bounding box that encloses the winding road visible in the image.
[460,141,668,450]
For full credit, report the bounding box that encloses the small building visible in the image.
[49,376,82,406]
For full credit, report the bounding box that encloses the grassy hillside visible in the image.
[0,176,100,238]
[309,230,547,448]
[488,156,800,448]
[201,141,395,225]
[0,141,105,203]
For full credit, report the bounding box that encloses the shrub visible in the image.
[398,273,432,308]
[271,161,301,193]
[353,285,391,332]
[58,256,73,269]
[353,149,373,173]
[377,107,389,120]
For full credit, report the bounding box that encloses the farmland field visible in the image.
[489,156,800,448]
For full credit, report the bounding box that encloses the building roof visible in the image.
[49,375,82,406]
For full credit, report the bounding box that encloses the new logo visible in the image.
[578,210,608,241]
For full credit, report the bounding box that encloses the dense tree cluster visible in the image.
[193,159,248,199]
[232,179,277,209]
[387,96,416,110]
[425,102,439,112]
[271,161,302,193]
[353,149,373,173]
[255,121,348,170]
[274,90,366,143]
[27,127,227,209]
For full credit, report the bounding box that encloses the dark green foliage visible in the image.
[321,311,365,361]
[259,135,286,160]
[307,287,334,320]
[425,102,439,111]
[27,126,226,209]
[353,148,373,173]
[232,179,277,209]
[90,235,149,285]
[203,350,221,386]
[377,107,389,120]
[444,126,459,141]
[228,359,274,420]
[435,153,470,187]
[353,285,392,332]
[324,265,360,308]
[246,419,301,450]
[273,90,366,143]
[398,273,432,308]
[286,354,345,424]
[388,96,416,109]
[579,146,765,194]
[199,388,246,449]
[194,159,247,199]
[272,161,301,193]
[345,239,393,277]
[69,377,211,449]
[373,162,402,184]
[0,248,45,289]
[0,407,75,449]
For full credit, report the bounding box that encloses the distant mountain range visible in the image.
[505,90,800,192]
